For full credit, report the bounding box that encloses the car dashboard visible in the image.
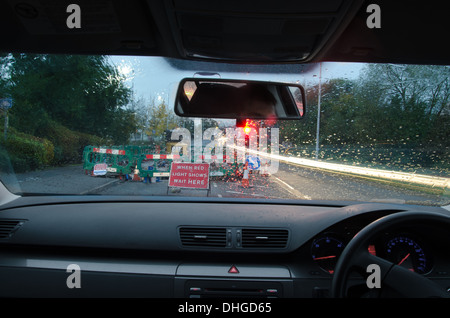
[0,196,449,298]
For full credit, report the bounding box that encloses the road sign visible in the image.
[246,155,261,170]
[168,162,209,189]
[0,98,13,109]
[93,163,107,176]
[1,98,12,140]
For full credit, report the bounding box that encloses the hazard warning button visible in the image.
[228,265,239,274]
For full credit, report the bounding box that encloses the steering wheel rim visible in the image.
[331,211,450,298]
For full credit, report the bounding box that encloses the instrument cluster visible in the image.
[310,230,433,275]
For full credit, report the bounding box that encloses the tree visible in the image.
[357,64,450,145]
[1,53,135,144]
[127,96,150,142]
[146,99,178,141]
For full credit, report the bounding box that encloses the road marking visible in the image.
[79,179,120,195]
[226,191,243,194]
[272,176,312,200]
[250,193,275,198]
[273,176,294,190]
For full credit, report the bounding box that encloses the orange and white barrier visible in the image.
[93,147,126,155]
[145,154,180,160]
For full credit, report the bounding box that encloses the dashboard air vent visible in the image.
[242,228,289,248]
[0,219,25,239]
[180,227,227,247]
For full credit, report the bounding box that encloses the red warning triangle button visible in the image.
[228,265,239,274]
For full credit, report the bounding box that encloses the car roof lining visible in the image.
[0,0,448,65]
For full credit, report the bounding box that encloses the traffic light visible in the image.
[244,123,252,135]
[236,118,256,135]
[236,118,257,148]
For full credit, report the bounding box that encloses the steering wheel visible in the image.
[331,211,450,298]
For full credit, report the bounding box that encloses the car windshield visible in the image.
[0,54,448,206]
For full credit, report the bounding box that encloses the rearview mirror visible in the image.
[174,78,305,120]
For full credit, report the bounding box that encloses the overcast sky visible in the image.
[109,56,366,103]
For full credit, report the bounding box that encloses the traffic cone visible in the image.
[241,162,250,188]
[261,160,269,176]
[132,165,141,181]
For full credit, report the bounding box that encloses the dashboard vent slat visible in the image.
[180,227,227,247]
[0,219,25,239]
[242,229,289,248]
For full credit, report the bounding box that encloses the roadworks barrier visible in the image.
[83,145,253,183]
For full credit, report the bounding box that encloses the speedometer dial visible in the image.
[384,235,432,274]
[311,235,345,274]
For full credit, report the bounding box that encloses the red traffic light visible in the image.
[237,118,256,135]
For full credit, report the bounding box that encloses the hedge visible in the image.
[0,122,108,172]
[36,121,107,165]
[0,129,54,172]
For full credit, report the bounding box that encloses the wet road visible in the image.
[12,163,446,206]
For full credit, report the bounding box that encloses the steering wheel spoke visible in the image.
[355,251,394,279]
[382,264,448,298]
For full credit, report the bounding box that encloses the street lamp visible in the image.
[315,63,322,160]
[0,98,13,140]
